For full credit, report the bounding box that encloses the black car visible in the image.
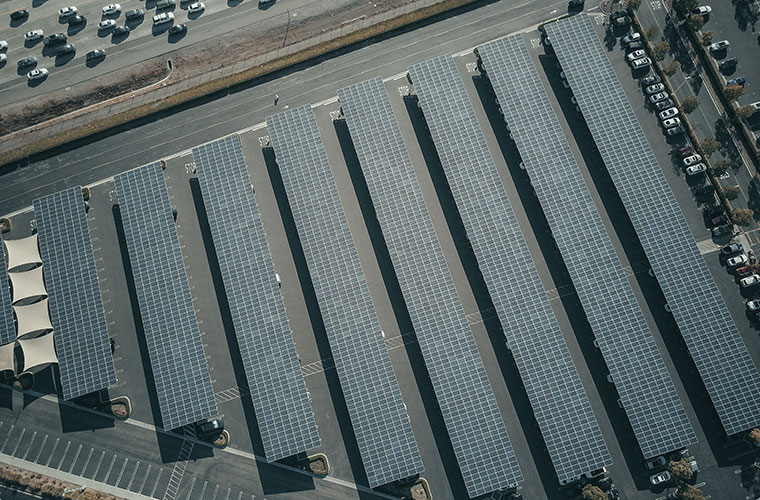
[626,40,644,51]
[16,56,36,68]
[114,25,130,36]
[655,99,675,111]
[719,58,738,72]
[568,0,584,7]
[43,33,67,46]
[68,15,86,24]
[155,0,175,9]
[195,417,224,439]
[693,184,714,197]
[56,43,75,55]
[10,9,29,20]
[704,204,725,217]
[168,24,186,35]
[86,49,106,61]
[610,9,628,19]
[125,8,144,19]
[612,15,631,27]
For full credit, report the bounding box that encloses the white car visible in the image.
[98,19,116,29]
[187,1,205,13]
[25,30,43,41]
[0,54,6,64]
[685,163,706,176]
[102,3,121,15]
[650,471,671,486]
[746,300,760,312]
[27,68,48,80]
[682,154,702,166]
[709,40,729,52]
[693,5,712,15]
[626,49,646,62]
[152,12,174,24]
[650,92,670,103]
[59,6,77,17]
[659,107,679,120]
[622,32,641,45]
[662,117,681,128]
[741,274,760,288]
[646,83,666,94]
[632,57,651,69]
[727,254,749,268]
[0,41,7,51]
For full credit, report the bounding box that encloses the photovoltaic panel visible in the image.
[339,77,525,496]
[0,233,14,346]
[114,163,218,431]
[477,36,697,458]
[192,136,320,462]
[547,14,760,436]
[408,55,611,485]
[266,106,423,488]
[33,187,117,400]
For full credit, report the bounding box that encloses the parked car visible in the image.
[102,3,121,15]
[569,0,585,7]
[659,107,679,120]
[98,19,116,29]
[683,154,702,166]
[612,15,631,27]
[125,8,144,19]
[721,242,743,255]
[709,40,730,52]
[623,32,641,45]
[632,57,652,70]
[187,1,205,13]
[195,417,224,439]
[11,9,29,20]
[736,265,753,278]
[727,254,749,268]
[646,83,666,94]
[746,300,760,312]
[68,15,86,24]
[17,56,37,68]
[641,74,661,86]
[686,163,706,176]
[0,54,6,64]
[741,274,760,288]
[713,224,735,238]
[655,99,675,111]
[679,145,695,156]
[25,30,43,41]
[155,0,176,9]
[693,184,714,196]
[693,5,712,15]
[645,456,667,470]
[43,33,67,46]
[86,49,106,61]
[152,12,174,24]
[727,77,746,86]
[55,43,75,55]
[27,67,48,80]
[662,117,681,128]
[710,214,729,227]
[667,125,686,136]
[650,92,669,103]
[168,23,186,35]
[650,471,671,486]
[627,49,646,62]
[719,58,738,72]
[0,40,6,51]
[627,40,644,51]
[58,6,78,17]
[113,25,130,35]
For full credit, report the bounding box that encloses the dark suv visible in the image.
[195,417,224,439]
[43,33,67,46]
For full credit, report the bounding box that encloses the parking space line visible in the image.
[210,483,219,500]
[67,444,82,473]
[138,464,152,494]
[10,428,25,457]
[150,468,164,498]
[33,435,48,463]
[184,477,197,500]
[80,448,94,476]
[91,451,106,479]
[22,431,37,460]
[198,481,208,500]
[103,455,117,483]
[223,487,231,500]
[56,441,70,469]
[114,458,128,486]
[1,425,15,453]
[45,438,59,466]
[127,461,139,490]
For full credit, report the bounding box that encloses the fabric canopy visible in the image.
[0,342,14,375]
[9,266,47,305]
[18,332,58,373]
[13,298,54,339]
[4,234,42,272]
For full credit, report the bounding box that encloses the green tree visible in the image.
[700,136,721,156]
[738,106,756,120]
[654,41,670,61]
[678,484,706,500]
[688,13,705,31]
[724,84,745,101]
[733,208,754,226]
[711,159,731,176]
[669,459,693,482]
[663,61,681,76]
[628,0,642,10]
[646,24,660,40]
[750,428,760,445]
[582,484,607,500]
[682,95,700,113]
[675,0,699,18]
[724,185,741,200]
[701,30,714,46]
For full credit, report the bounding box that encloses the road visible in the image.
[0,0,571,216]
[0,0,343,99]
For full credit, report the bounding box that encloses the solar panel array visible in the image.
[408,55,611,483]
[114,164,218,431]
[266,106,423,488]
[547,14,760,436]
[338,77,524,496]
[477,36,697,458]
[33,187,117,400]
[192,136,320,462]
[0,233,14,346]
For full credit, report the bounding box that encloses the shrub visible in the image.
[711,159,731,176]
[738,106,756,120]
[654,41,670,61]
[582,484,607,500]
[669,458,693,482]
[700,136,721,155]
[687,13,705,31]
[724,185,741,199]
[663,61,680,76]
[678,484,706,500]
[646,25,660,40]
[628,0,642,10]
[733,209,754,226]
[724,84,745,101]
[701,30,713,46]
[675,0,699,17]
[750,428,760,445]
[681,95,700,113]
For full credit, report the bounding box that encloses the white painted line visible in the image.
[22,431,37,460]
[33,434,48,464]
[150,467,164,498]
[115,457,128,486]
[91,450,106,480]
[68,444,82,473]
[9,428,23,456]
[56,441,71,470]
[183,477,197,500]
[45,438,59,467]
[103,454,117,483]
[139,464,152,494]
[127,460,139,490]
[80,448,94,477]
[210,483,220,500]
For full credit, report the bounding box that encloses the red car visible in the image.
[736,265,754,278]
[679,145,695,157]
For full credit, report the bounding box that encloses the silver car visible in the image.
[631,57,651,69]
[626,49,646,62]
[659,107,679,120]
[646,83,666,94]
[650,92,669,103]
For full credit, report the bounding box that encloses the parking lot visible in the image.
[1,9,760,500]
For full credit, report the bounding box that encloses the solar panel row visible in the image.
[338,77,524,496]
[114,164,218,431]
[476,36,697,458]
[266,106,424,488]
[547,14,760,436]
[33,187,117,400]
[408,54,611,484]
[0,233,15,346]
[192,136,321,462]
